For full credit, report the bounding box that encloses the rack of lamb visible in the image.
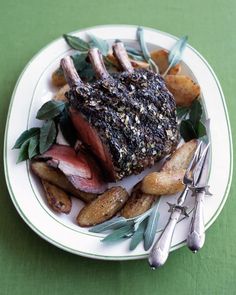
[61,42,179,181]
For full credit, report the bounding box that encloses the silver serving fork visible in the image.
[187,142,211,252]
[148,141,204,269]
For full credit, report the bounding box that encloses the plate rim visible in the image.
[3,24,233,260]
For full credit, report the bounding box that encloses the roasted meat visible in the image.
[61,42,178,181]
[37,144,107,194]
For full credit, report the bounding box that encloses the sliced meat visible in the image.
[38,144,107,194]
[41,144,91,178]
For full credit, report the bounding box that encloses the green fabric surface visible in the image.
[0,0,235,294]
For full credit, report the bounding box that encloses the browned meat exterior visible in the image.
[61,46,178,181]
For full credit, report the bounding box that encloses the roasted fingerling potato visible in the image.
[121,183,155,219]
[51,68,67,87]
[168,63,181,75]
[31,161,97,203]
[107,52,149,70]
[141,169,185,196]
[124,140,198,214]
[130,60,149,69]
[77,186,129,227]
[162,139,198,172]
[42,180,72,214]
[150,49,181,75]
[165,75,200,107]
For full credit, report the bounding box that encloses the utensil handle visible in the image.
[148,208,182,269]
[187,191,205,252]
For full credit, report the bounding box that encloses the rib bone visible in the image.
[60,56,82,88]
[88,48,109,79]
[112,42,133,73]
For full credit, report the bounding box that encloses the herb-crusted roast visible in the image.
[61,42,179,181]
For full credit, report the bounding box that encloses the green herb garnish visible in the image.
[129,219,148,250]
[13,127,40,149]
[36,100,65,120]
[63,34,90,51]
[16,140,30,164]
[90,200,160,250]
[179,100,207,141]
[88,33,109,56]
[13,100,78,162]
[39,120,57,154]
[143,202,160,250]
[28,135,39,159]
[163,35,188,77]
[137,27,159,73]
[89,216,128,233]
[102,224,134,243]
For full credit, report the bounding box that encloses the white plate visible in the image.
[4,25,233,260]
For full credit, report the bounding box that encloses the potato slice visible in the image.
[31,161,97,203]
[168,63,181,75]
[77,187,129,227]
[150,49,181,75]
[162,139,198,172]
[130,60,149,69]
[141,169,185,196]
[54,84,69,102]
[150,49,168,73]
[52,68,66,87]
[42,180,71,214]
[121,183,155,219]
[107,53,149,69]
[106,53,120,68]
[165,75,200,106]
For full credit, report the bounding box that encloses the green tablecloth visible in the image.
[0,0,235,294]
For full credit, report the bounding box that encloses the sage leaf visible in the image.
[180,119,198,141]
[125,46,143,57]
[16,140,30,163]
[168,35,188,66]
[36,100,65,120]
[88,33,109,56]
[130,219,148,250]
[189,99,202,128]
[79,66,95,82]
[144,201,160,250]
[28,135,39,159]
[176,106,189,119]
[102,224,134,243]
[13,127,40,149]
[163,35,188,77]
[127,53,145,61]
[196,121,207,138]
[125,46,145,61]
[89,217,128,233]
[63,34,90,51]
[137,27,159,73]
[137,27,151,62]
[59,53,95,81]
[59,107,79,147]
[39,120,57,154]
[71,53,89,71]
